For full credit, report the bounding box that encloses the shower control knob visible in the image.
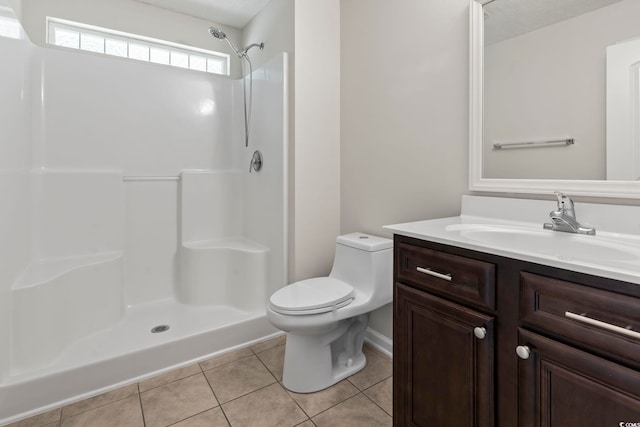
[249,150,263,173]
[473,327,487,340]
[516,345,531,360]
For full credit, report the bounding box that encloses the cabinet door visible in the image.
[518,329,640,427]
[394,283,494,427]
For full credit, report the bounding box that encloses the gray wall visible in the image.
[340,0,470,339]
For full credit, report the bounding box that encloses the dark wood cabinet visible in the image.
[394,283,494,427]
[393,234,640,427]
[518,329,640,427]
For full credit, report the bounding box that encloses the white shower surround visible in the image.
[0,27,288,424]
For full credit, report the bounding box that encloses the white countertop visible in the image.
[384,196,640,285]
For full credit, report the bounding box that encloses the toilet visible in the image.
[266,232,393,393]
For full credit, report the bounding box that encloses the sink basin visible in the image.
[444,224,640,265]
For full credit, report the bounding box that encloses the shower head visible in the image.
[208,26,242,58]
[208,27,226,39]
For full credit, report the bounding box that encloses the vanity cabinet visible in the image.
[393,234,640,427]
[517,329,640,427]
[394,283,494,427]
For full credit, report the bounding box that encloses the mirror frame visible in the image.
[468,0,640,199]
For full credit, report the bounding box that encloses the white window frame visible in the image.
[46,17,230,76]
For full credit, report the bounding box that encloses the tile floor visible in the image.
[8,335,392,427]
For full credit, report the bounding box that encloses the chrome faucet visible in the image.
[543,192,596,235]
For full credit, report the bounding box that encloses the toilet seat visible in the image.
[269,277,354,315]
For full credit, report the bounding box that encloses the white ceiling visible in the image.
[132,0,271,28]
[484,0,623,45]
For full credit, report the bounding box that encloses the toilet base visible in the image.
[281,314,369,393]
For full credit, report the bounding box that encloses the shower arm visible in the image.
[224,39,264,59]
[241,43,265,56]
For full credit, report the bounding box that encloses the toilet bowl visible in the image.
[267,232,393,393]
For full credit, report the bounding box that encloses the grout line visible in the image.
[309,392,364,419]
[283,385,313,421]
[360,374,392,393]
[218,407,232,427]
[199,354,254,373]
[253,342,286,357]
[201,369,232,426]
[137,383,148,427]
[249,339,286,356]
[361,385,392,417]
[164,407,221,427]
[139,370,204,393]
[59,386,139,422]
[293,418,315,427]
[201,371,222,409]
[346,377,358,390]
[216,381,277,407]
[278,377,365,419]
[254,350,281,383]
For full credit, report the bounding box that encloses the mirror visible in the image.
[469,0,640,198]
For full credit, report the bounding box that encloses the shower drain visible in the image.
[151,325,170,333]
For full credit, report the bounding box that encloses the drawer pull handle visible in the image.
[474,327,487,340]
[565,311,640,340]
[516,345,531,360]
[416,267,452,281]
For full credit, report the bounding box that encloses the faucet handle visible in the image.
[554,191,575,217]
[554,191,572,209]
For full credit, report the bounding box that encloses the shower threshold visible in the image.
[0,297,278,425]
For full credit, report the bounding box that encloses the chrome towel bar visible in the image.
[493,138,574,150]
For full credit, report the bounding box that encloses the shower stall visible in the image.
[0,16,288,424]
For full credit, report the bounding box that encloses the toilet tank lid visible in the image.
[336,233,393,252]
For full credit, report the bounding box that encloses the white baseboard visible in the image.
[364,327,392,358]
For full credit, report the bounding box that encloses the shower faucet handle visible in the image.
[250,150,263,173]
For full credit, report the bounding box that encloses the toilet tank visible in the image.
[329,233,393,304]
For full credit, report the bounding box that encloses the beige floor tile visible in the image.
[249,334,286,354]
[364,376,392,415]
[61,384,138,420]
[199,347,253,371]
[347,346,392,391]
[60,395,143,427]
[140,373,218,427]
[312,393,392,427]
[288,380,359,417]
[138,363,202,392]
[256,344,285,381]
[222,383,307,427]
[7,408,61,427]
[204,355,276,403]
[295,421,315,427]
[172,407,229,427]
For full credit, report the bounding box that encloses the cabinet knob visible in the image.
[516,345,531,360]
[473,327,487,339]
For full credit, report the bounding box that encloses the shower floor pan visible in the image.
[0,297,278,425]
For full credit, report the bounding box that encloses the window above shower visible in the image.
[47,17,230,75]
[0,6,22,39]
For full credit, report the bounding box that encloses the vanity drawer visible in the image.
[520,272,640,367]
[396,242,496,310]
